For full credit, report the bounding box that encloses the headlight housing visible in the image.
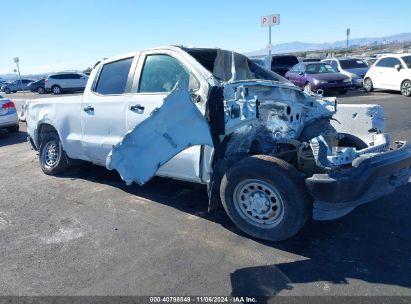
[313,79,328,85]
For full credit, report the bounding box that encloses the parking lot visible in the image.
[0,90,411,297]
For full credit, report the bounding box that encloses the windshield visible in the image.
[185,48,290,84]
[402,56,411,68]
[305,63,336,74]
[340,59,368,69]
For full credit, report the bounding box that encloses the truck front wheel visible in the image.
[39,132,69,175]
[220,155,310,241]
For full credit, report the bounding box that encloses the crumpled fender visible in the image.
[106,81,214,185]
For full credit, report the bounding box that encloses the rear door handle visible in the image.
[130,104,145,112]
[83,106,94,112]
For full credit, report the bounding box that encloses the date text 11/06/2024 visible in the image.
[149,296,258,303]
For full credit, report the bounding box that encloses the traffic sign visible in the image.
[261,14,280,27]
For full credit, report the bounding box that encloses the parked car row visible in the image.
[250,52,411,97]
[0,72,88,95]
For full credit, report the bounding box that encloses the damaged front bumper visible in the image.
[306,141,411,220]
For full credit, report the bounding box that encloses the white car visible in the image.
[45,72,88,94]
[364,54,411,97]
[0,95,19,133]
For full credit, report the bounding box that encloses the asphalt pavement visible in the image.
[0,90,410,297]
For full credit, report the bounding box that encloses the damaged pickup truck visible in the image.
[26,46,411,241]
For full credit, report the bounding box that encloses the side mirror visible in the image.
[395,64,402,71]
[298,71,304,76]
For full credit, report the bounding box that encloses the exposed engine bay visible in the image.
[220,81,390,177]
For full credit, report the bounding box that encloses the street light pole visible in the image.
[346,28,350,55]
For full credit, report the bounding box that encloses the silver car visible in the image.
[1,79,33,94]
[45,72,88,94]
[0,95,19,133]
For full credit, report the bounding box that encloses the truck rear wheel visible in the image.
[39,132,69,175]
[220,155,310,241]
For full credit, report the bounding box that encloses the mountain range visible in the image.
[245,32,411,57]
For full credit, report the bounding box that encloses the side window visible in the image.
[376,58,399,68]
[138,54,189,93]
[94,57,133,95]
[386,58,401,68]
[290,64,299,73]
[71,74,83,79]
[330,61,338,69]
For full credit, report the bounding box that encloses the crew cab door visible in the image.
[124,50,205,183]
[81,56,136,165]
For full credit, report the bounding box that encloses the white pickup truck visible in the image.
[26,46,411,241]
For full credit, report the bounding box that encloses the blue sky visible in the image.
[2,0,410,74]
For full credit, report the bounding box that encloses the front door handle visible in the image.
[83,106,94,112]
[130,104,145,112]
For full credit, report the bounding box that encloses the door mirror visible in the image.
[395,64,402,71]
[298,71,304,76]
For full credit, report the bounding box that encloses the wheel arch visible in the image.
[36,123,65,150]
[401,79,411,87]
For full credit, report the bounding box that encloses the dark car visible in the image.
[28,78,46,94]
[285,62,351,94]
[269,55,299,76]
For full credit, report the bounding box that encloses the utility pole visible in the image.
[346,28,351,55]
[13,57,24,93]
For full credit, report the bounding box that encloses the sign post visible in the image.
[13,57,24,93]
[261,14,280,67]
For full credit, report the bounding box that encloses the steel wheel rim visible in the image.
[233,179,285,228]
[43,141,60,168]
[53,87,60,94]
[402,82,411,96]
[364,79,372,91]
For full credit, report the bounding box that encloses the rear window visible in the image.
[271,56,299,69]
[94,57,133,95]
[339,59,368,69]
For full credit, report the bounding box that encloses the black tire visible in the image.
[339,89,348,95]
[401,80,411,97]
[7,125,19,133]
[338,133,368,150]
[4,88,11,94]
[39,132,69,175]
[304,82,312,92]
[220,155,310,242]
[51,85,62,95]
[364,78,374,92]
[37,87,45,94]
